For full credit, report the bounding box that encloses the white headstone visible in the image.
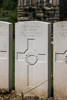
[0,21,12,90]
[54,21,67,99]
[15,21,51,98]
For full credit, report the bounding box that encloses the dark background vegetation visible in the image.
[0,0,67,22]
[60,0,67,20]
[0,0,17,23]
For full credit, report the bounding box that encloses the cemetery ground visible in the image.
[0,89,53,100]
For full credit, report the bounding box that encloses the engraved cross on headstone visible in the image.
[55,50,67,64]
[17,39,46,86]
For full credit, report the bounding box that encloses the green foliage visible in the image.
[0,0,17,10]
[0,0,17,23]
[21,93,24,99]
[0,0,3,8]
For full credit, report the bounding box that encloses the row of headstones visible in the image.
[0,21,67,99]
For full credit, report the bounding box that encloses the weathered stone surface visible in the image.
[15,21,51,98]
[54,21,67,99]
[15,96,22,100]
[0,21,13,90]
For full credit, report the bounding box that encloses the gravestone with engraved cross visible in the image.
[15,21,51,98]
[54,21,67,99]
